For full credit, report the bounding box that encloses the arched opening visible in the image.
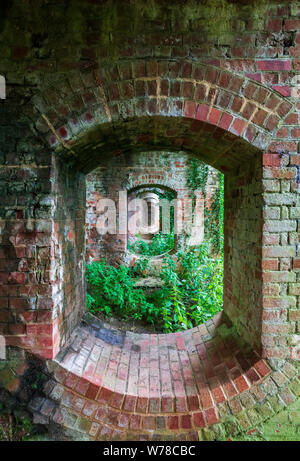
[49,115,267,438]
[5,64,295,437]
[50,114,263,355]
[5,59,293,363]
[1,0,299,441]
[126,185,177,256]
[134,190,160,240]
[85,150,224,334]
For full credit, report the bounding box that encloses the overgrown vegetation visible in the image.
[87,161,224,332]
[187,158,224,254]
[86,260,156,325]
[0,405,38,441]
[206,174,224,254]
[128,231,174,256]
[148,242,223,331]
[86,242,223,333]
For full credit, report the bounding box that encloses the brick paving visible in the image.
[42,312,277,440]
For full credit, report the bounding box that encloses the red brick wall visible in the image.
[51,158,86,357]
[224,154,263,350]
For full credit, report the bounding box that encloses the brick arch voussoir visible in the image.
[126,175,179,192]
[31,61,294,163]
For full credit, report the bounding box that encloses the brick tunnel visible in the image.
[0,0,299,441]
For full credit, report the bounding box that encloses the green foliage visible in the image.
[128,232,174,256]
[86,293,95,311]
[205,172,224,254]
[86,241,223,333]
[87,162,224,332]
[0,409,37,442]
[86,260,159,325]
[150,242,223,332]
[187,158,209,197]
[131,256,149,276]
[187,158,224,254]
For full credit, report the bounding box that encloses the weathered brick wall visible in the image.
[51,158,86,356]
[85,151,217,264]
[0,0,299,440]
[224,153,263,350]
[0,85,56,358]
[0,0,299,361]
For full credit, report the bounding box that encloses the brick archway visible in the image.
[37,61,291,167]
[85,152,219,264]
[4,61,297,361]
[8,61,293,362]
[2,61,299,440]
[0,0,299,441]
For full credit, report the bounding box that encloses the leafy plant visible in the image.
[128,231,174,256]
[150,242,223,332]
[187,158,224,254]
[86,260,159,325]
[86,241,223,333]
[205,173,224,254]
[131,256,150,276]
[187,158,209,198]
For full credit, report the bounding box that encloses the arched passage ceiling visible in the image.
[51,116,261,175]
[28,59,293,176]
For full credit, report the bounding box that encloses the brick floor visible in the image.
[40,311,277,439]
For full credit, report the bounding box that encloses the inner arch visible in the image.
[52,115,263,357]
[56,115,261,175]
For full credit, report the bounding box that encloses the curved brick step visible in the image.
[36,311,298,440]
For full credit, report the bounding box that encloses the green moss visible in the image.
[80,0,270,59]
[225,398,300,441]
[0,0,276,65]
[0,367,15,387]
